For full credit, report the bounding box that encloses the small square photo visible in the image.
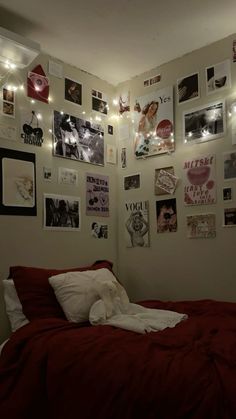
[223,187,232,201]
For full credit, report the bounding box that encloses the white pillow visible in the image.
[3,279,29,332]
[49,268,128,323]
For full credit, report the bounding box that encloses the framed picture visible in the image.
[223,151,236,180]
[0,147,36,215]
[65,78,82,105]
[53,110,104,166]
[206,60,231,95]
[223,207,236,227]
[183,100,225,144]
[44,193,80,231]
[133,86,174,158]
[223,187,232,201]
[177,72,199,104]
[124,173,140,190]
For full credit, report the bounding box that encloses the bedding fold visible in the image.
[89,298,188,333]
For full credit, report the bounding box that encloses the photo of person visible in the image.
[43,167,52,182]
[177,73,199,104]
[44,194,80,231]
[65,78,82,105]
[119,92,130,114]
[206,60,231,94]
[156,199,177,233]
[184,101,225,144]
[223,187,232,201]
[53,110,104,166]
[133,86,174,158]
[2,102,14,117]
[3,87,14,103]
[124,174,140,190]
[91,222,108,239]
[187,214,216,239]
[125,201,149,247]
[92,96,108,115]
[223,152,236,180]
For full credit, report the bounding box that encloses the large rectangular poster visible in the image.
[183,154,216,205]
[125,200,149,247]
[86,173,109,217]
[133,86,174,158]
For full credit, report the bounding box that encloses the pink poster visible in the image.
[183,154,216,205]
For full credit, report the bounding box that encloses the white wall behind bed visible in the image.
[0,54,118,343]
[116,34,236,304]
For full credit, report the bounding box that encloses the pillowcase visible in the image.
[10,260,113,321]
[49,268,125,323]
[2,279,29,332]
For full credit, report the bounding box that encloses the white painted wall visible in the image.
[0,53,118,342]
[116,34,236,303]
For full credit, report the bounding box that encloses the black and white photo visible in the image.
[223,151,236,180]
[92,96,108,115]
[223,207,236,227]
[206,60,231,94]
[184,101,225,144]
[44,193,80,231]
[53,110,104,166]
[223,187,232,201]
[65,78,82,105]
[91,221,108,239]
[124,173,140,190]
[177,73,199,104]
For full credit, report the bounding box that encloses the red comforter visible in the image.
[0,300,236,419]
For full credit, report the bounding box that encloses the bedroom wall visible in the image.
[116,34,236,303]
[0,53,118,342]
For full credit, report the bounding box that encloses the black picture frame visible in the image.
[0,147,37,216]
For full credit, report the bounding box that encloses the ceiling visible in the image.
[0,0,236,86]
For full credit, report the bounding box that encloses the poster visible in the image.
[156,198,177,233]
[133,86,174,157]
[86,173,109,217]
[53,110,104,165]
[27,65,49,104]
[65,78,82,105]
[21,110,44,147]
[125,200,149,247]
[58,167,78,185]
[124,173,140,190]
[119,91,130,114]
[223,208,236,227]
[183,154,216,205]
[187,214,216,238]
[223,151,236,180]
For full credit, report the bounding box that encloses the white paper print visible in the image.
[134,86,174,158]
[155,169,178,194]
[2,158,35,207]
[125,200,149,247]
[183,154,216,205]
[58,167,78,186]
[187,214,216,238]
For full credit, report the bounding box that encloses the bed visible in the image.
[0,261,236,419]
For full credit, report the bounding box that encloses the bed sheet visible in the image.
[0,299,236,419]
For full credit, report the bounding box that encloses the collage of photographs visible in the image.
[1,43,236,244]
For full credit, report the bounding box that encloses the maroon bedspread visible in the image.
[0,300,236,419]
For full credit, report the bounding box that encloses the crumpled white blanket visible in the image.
[89,296,188,334]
